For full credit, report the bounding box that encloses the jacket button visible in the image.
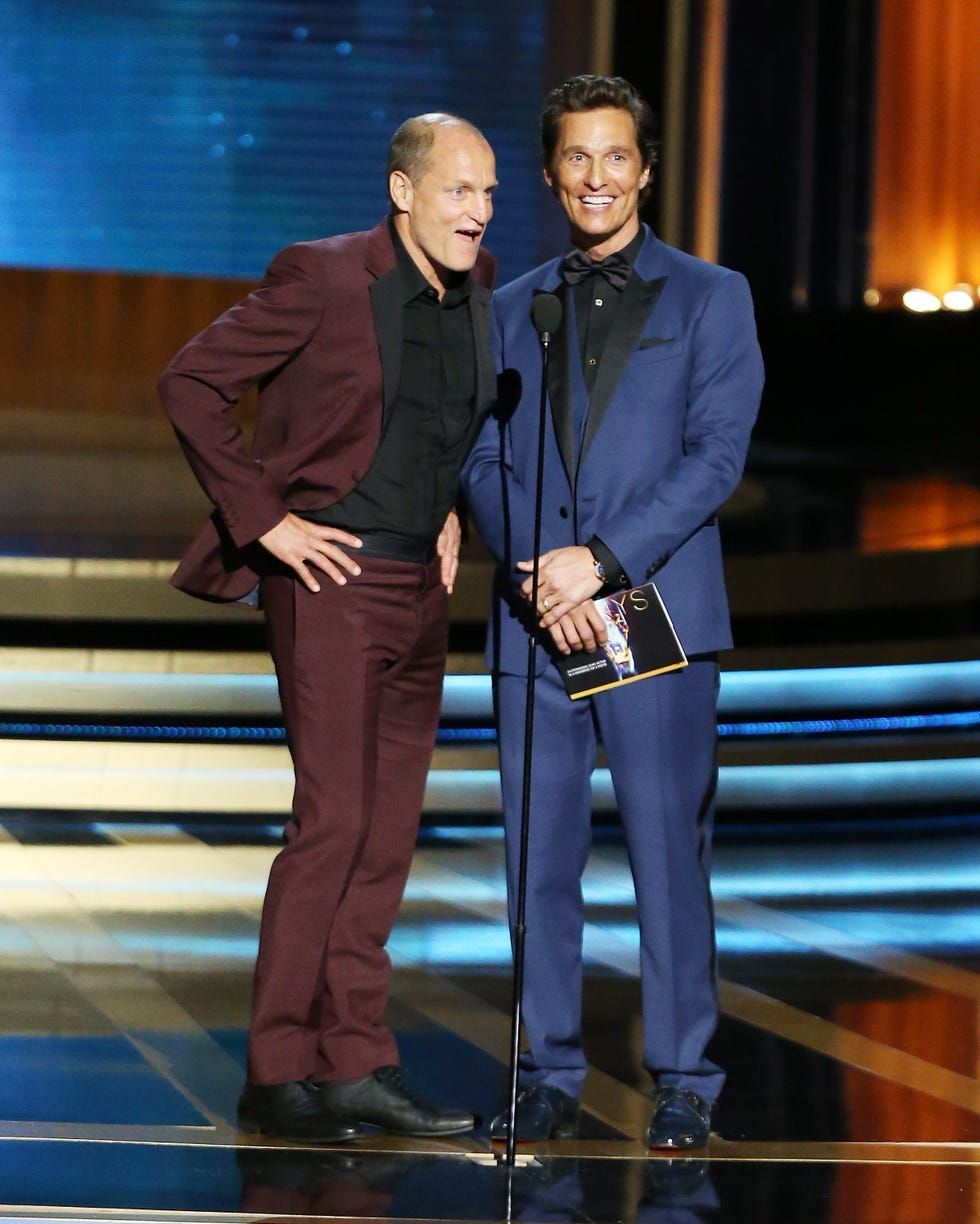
[559,506,569,519]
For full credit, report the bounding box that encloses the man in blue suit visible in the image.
[461,75,763,1148]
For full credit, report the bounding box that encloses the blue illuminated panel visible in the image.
[0,1,546,282]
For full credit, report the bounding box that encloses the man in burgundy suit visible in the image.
[159,113,498,1143]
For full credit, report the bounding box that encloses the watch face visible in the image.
[595,559,607,581]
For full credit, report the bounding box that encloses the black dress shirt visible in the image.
[303,223,477,553]
[564,229,644,590]
[567,228,645,395]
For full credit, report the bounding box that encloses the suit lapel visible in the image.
[368,269,403,428]
[579,272,666,464]
[462,284,497,452]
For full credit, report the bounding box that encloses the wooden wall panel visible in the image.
[0,268,252,417]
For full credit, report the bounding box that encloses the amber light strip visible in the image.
[870,0,980,299]
[693,0,727,264]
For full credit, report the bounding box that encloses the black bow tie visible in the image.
[560,247,632,292]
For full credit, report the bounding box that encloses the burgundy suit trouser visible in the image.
[248,555,447,1085]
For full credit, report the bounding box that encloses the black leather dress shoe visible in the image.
[237,1079,362,1144]
[316,1065,474,1136]
[489,1085,580,1141]
[645,1086,712,1149]
[645,1158,716,1208]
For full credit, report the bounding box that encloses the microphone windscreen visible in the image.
[531,292,563,336]
[493,368,523,422]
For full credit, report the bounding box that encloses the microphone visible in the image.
[493,368,523,423]
[531,292,562,347]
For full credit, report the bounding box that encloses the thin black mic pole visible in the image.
[504,291,562,1167]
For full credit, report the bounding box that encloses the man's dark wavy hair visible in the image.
[541,74,658,201]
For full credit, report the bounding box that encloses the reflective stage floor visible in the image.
[2,819,980,1222]
[1,403,978,1219]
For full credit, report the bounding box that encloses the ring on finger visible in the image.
[542,597,550,612]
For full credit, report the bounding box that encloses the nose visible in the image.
[470,194,492,225]
[583,158,605,189]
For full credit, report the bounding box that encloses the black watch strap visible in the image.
[586,535,629,591]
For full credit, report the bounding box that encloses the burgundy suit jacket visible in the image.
[159,219,497,601]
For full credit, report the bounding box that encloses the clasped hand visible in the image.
[518,545,607,656]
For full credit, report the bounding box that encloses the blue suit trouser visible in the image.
[495,657,724,1102]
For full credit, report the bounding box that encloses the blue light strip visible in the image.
[717,709,980,737]
[718,660,980,714]
[420,759,980,812]
[3,659,980,719]
[718,758,980,809]
[106,913,980,966]
[442,662,980,716]
[403,845,980,901]
[0,710,976,742]
[0,721,286,742]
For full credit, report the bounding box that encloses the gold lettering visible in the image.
[628,589,649,612]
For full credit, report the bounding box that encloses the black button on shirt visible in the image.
[305,223,477,548]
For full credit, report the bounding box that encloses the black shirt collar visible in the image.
[388,217,474,305]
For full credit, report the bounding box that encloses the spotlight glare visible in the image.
[902,288,942,313]
[943,286,975,311]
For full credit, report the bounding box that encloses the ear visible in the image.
[389,170,413,214]
[639,165,652,190]
[542,165,555,193]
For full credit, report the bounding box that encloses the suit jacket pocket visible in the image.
[633,337,683,364]
[631,335,675,354]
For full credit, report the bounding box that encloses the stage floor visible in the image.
[1,404,978,1218]
[0,820,979,1222]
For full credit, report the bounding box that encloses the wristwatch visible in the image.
[590,553,607,583]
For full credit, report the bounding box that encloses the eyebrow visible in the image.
[563,144,634,155]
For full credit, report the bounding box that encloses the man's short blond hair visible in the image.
[387,112,485,184]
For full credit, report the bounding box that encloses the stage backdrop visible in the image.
[0,0,548,284]
[0,0,589,418]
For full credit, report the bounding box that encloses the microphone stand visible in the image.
[504,293,562,1168]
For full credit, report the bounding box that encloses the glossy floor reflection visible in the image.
[5,1139,980,1221]
[0,824,979,1221]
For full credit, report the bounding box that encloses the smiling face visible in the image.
[545,106,651,259]
[390,123,497,295]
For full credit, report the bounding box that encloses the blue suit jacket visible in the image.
[462,225,764,676]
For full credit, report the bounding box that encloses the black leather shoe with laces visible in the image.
[645,1086,712,1149]
[316,1065,474,1136]
[237,1079,362,1144]
[489,1085,580,1141]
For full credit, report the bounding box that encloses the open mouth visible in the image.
[581,195,615,208]
[456,227,483,243]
